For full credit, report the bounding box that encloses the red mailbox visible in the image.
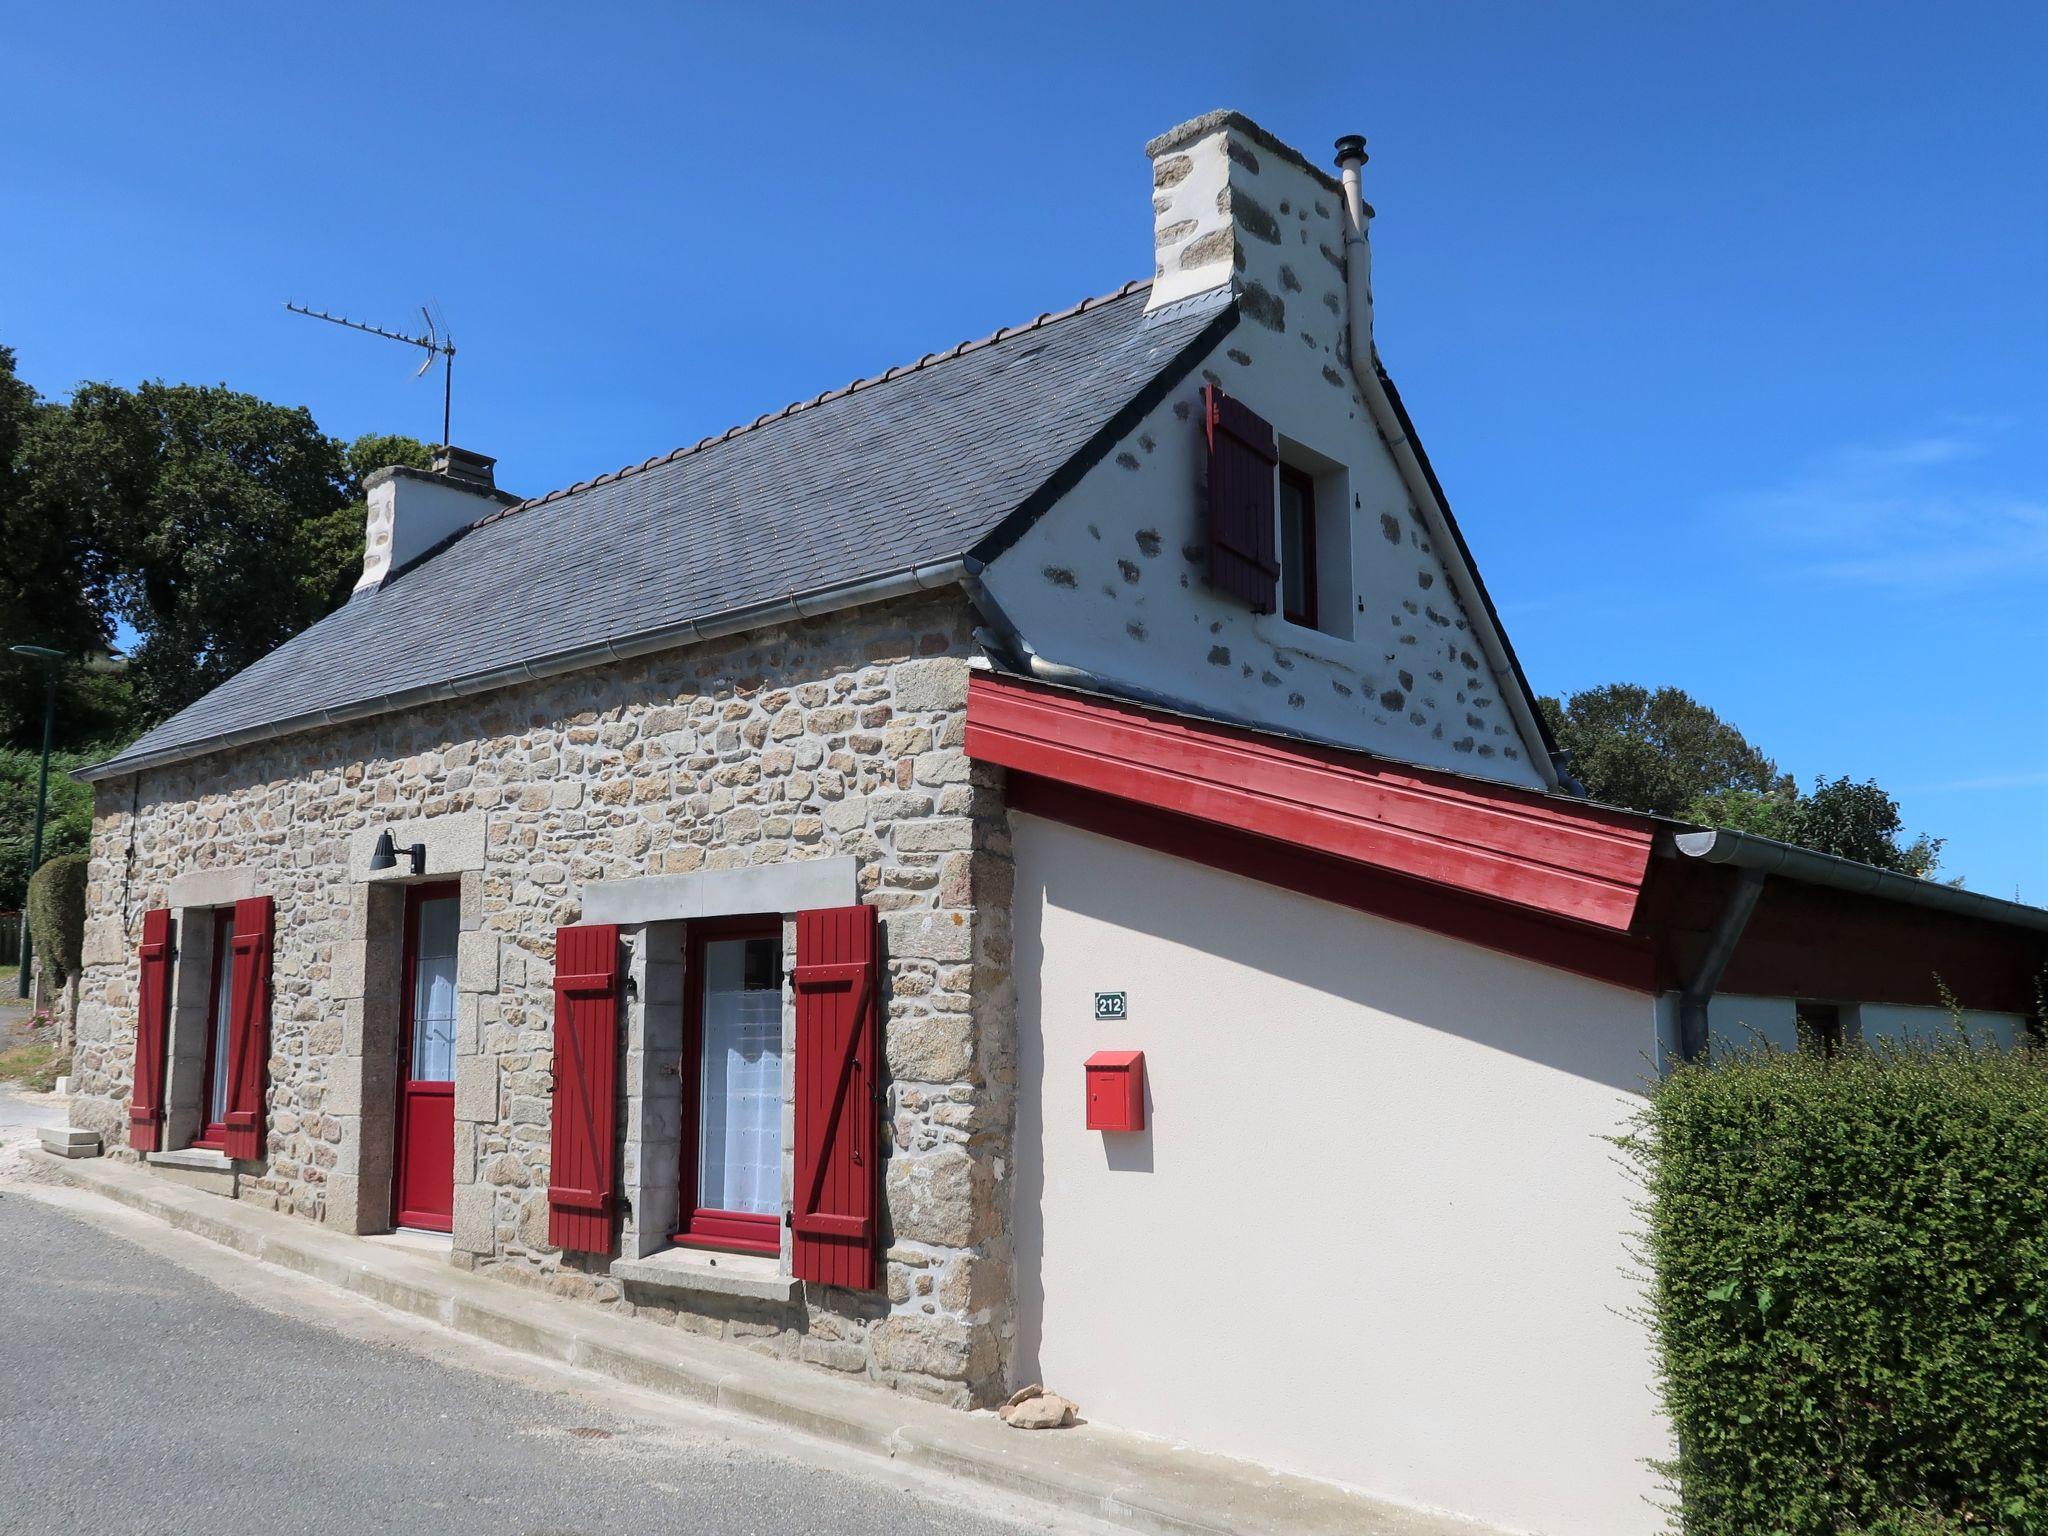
[1085,1051,1145,1132]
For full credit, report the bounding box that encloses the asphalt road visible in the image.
[0,1191,1069,1536]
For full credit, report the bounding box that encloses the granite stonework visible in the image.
[70,591,1019,1407]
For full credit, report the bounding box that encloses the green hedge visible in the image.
[1623,1036,2048,1535]
[26,852,86,985]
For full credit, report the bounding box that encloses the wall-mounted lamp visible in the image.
[369,829,426,876]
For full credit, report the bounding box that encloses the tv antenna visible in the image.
[284,300,456,448]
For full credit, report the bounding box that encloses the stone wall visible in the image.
[71,590,1017,1406]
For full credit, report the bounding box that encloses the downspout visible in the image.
[1675,867,1767,1063]
[1332,136,1562,792]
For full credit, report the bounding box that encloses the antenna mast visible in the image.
[284,301,456,448]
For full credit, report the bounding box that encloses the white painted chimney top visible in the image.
[354,449,519,594]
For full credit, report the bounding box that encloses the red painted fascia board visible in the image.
[1009,775,1658,993]
[967,672,1654,933]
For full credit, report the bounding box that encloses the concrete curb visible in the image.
[31,1151,1487,1536]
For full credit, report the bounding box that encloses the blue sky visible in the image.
[6,3,2043,896]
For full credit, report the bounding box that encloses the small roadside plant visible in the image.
[1619,1023,2048,1535]
[25,852,86,985]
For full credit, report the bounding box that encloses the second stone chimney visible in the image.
[354,447,520,594]
[1143,110,1357,351]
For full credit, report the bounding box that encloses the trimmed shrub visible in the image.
[25,852,86,985]
[1622,1035,2048,1535]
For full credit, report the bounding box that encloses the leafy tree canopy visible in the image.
[0,346,122,747]
[0,746,96,909]
[1540,684,1943,878]
[0,342,430,751]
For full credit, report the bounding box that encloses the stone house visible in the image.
[68,112,2048,1536]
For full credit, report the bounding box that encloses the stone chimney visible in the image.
[1143,110,1356,347]
[354,447,520,594]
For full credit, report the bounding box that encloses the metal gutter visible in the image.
[1674,827,2048,934]
[77,557,972,784]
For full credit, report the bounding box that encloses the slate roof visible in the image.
[85,281,1237,781]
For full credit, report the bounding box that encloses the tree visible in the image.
[0,746,95,909]
[1683,784,1805,844]
[1794,775,1942,878]
[25,852,87,986]
[1541,683,1943,879]
[0,348,124,749]
[312,432,435,612]
[1539,683,1791,818]
[18,366,431,725]
[69,382,352,719]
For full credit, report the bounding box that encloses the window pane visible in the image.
[1279,474,1311,622]
[410,896,461,1082]
[697,936,783,1217]
[209,915,235,1126]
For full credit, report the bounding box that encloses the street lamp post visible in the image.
[11,644,66,1000]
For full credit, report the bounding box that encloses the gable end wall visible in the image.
[984,137,1547,786]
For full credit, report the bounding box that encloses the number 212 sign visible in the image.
[1094,991,1127,1021]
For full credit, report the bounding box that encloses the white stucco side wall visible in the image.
[1858,1004,2025,1048]
[981,123,1547,786]
[1010,813,1668,1536]
[1705,993,1802,1053]
[1700,996,2025,1055]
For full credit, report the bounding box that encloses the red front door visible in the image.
[393,882,460,1232]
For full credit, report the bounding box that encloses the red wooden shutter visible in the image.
[221,895,274,1160]
[1203,383,1280,613]
[549,923,621,1253]
[128,908,174,1152]
[792,904,881,1290]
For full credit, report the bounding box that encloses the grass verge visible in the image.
[0,1041,65,1092]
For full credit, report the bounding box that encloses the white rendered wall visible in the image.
[1705,993,1802,1053]
[1010,813,1668,1536]
[981,128,1548,788]
[1702,995,2025,1054]
[1856,1003,2024,1048]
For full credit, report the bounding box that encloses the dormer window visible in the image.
[1279,466,1319,630]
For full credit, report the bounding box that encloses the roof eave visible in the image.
[1669,825,2048,935]
[75,555,973,785]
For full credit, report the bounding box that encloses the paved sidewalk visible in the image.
[20,1149,1489,1536]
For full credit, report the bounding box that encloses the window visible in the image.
[195,912,236,1149]
[1798,1001,1846,1056]
[675,919,784,1255]
[407,892,460,1082]
[1278,464,1319,629]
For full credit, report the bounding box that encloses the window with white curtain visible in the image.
[695,934,783,1217]
[409,894,460,1082]
[205,913,236,1130]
